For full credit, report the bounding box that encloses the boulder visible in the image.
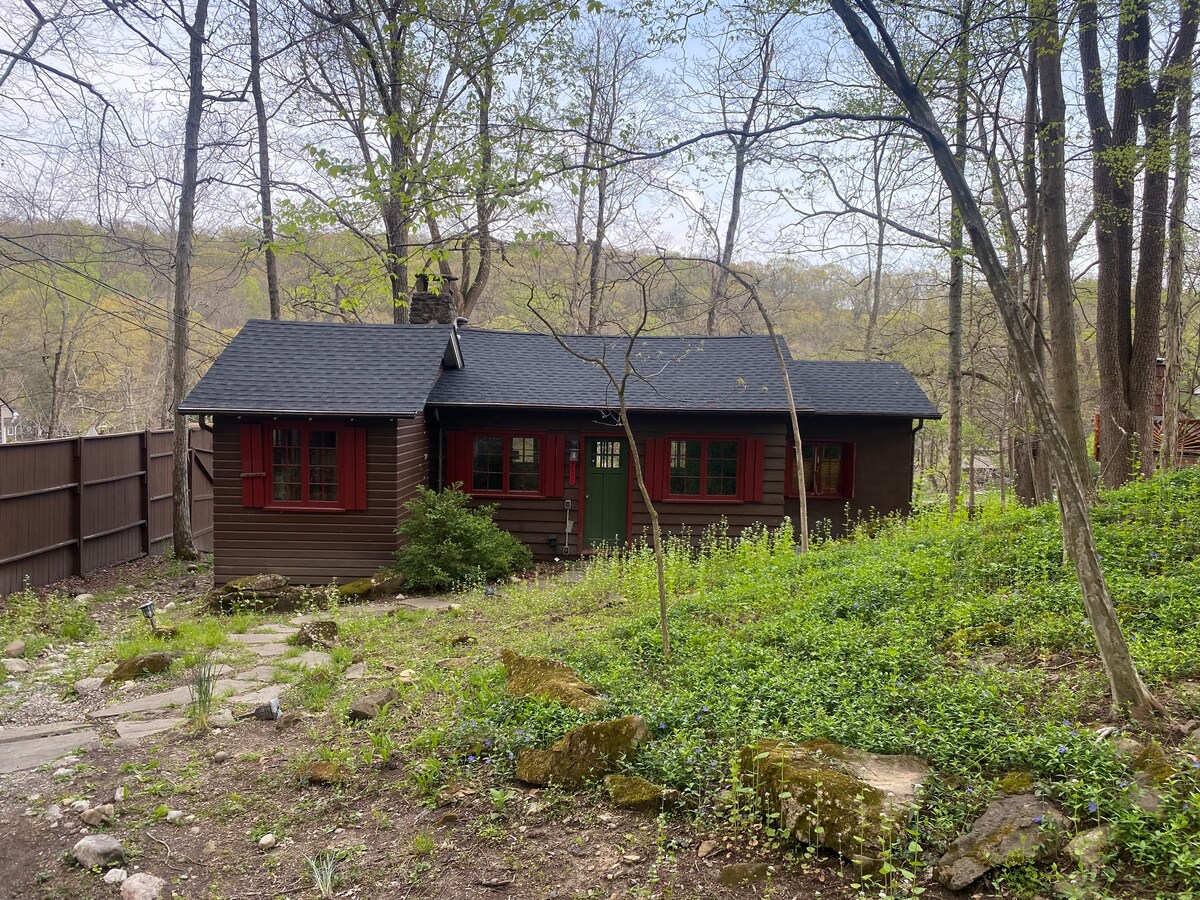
[347,688,397,722]
[74,676,105,696]
[296,619,338,648]
[297,761,347,785]
[516,716,650,787]
[103,868,128,885]
[739,739,930,867]
[2,658,30,675]
[718,862,771,886]
[604,774,680,812]
[223,573,289,594]
[104,652,176,684]
[4,639,25,658]
[1066,825,1114,870]
[73,834,125,869]
[935,793,1068,890]
[499,649,602,713]
[121,872,167,900]
[337,572,404,600]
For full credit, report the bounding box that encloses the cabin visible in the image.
[179,317,938,586]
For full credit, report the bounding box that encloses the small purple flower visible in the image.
[658,722,667,730]
[1057,745,1068,754]
[966,787,974,793]
[467,755,476,763]
[1033,815,1043,824]
[1088,802,1098,813]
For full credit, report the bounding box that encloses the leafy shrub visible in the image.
[394,485,532,591]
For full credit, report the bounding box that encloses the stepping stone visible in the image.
[396,596,458,612]
[289,651,333,670]
[345,663,366,680]
[229,633,286,645]
[234,666,279,683]
[0,722,100,774]
[252,624,299,636]
[114,718,185,742]
[248,644,289,659]
[229,685,282,706]
[88,679,256,718]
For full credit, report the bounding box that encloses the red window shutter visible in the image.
[542,434,565,497]
[645,437,667,501]
[841,442,856,499]
[741,438,765,502]
[445,431,470,491]
[240,423,266,508]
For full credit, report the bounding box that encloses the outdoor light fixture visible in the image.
[138,600,156,630]
[566,440,580,487]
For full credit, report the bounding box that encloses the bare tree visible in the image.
[247,0,281,318]
[831,0,1159,717]
[1162,77,1193,470]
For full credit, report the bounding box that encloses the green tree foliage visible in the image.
[394,485,533,591]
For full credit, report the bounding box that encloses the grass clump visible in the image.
[393,485,532,591]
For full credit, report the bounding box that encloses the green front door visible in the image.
[583,437,629,549]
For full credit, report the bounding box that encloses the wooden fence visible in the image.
[0,428,213,597]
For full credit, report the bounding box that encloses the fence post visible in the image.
[74,436,85,577]
[141,429,152,556]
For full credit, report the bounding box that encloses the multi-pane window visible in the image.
[472,434,541,494]
[668,438,740,499]
[592,440,623,469]
[801,442,847,498]
[270,426,339,505]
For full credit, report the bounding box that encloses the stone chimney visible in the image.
[409,273,458,325]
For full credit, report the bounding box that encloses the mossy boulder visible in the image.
[738,738,930,867]
[942,621,1008,650]
[499,649,602,713]
[296,761,347,785]
[604,774,681,812]
[1066,825,1114,871]
[335,572,404,601]
[934,793,1068,890]
[223,574,289,594]
[516,716,650,787]
[296,620,339,648]
[997,770,1036,795]
[104,652,177,684]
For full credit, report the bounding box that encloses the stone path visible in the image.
[2,622,321,773]
[0,721,101,774]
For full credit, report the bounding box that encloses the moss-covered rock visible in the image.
[603,774,680,812]
[295,620,338,648]
[997,770,1036,795]
[223,574,289,594]
[337,572,404,601]
[296,761,346,785]
[104,652,177,684]
[738,739,929,867]
[516,716,650,787]
[934,793,1068,890]
[499,649,602,713]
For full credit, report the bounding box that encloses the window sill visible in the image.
[661,495,744,505]
[263,503,348,512]
[469,490,548,500]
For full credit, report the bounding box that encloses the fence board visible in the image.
[0,427,213,597]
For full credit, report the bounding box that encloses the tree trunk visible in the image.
[171,0,209,561]
[1033,0,1091,487]
[248,0,280,319]
[831,0,1158,718]
[945,0,968,515]
[1162,77,1192,470]
[709,144,747,336]
[586,166,610,333]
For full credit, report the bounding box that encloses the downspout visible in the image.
[909,418,925,510]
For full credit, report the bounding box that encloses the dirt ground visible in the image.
[0,558,964,900]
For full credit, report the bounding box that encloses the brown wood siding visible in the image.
[212,415,424,585]
[784,415,916,537]
[431,409,789,560]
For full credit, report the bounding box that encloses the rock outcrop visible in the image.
[738,739,930,868]
[934,793,1068,890]
[104,652,176,684]
[604,774,681,812]
[499,649,602,713]
[516,716,650,787]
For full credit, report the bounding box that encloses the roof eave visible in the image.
[178,405,419,418]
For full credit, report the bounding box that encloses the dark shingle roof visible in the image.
[427,329,809,412]
[787,360,940,418]
[179,320,461,416]
[180,321,938,420]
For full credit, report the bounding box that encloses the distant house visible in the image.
[180,314,938,586]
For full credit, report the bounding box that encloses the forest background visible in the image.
[2,0,1198,506]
